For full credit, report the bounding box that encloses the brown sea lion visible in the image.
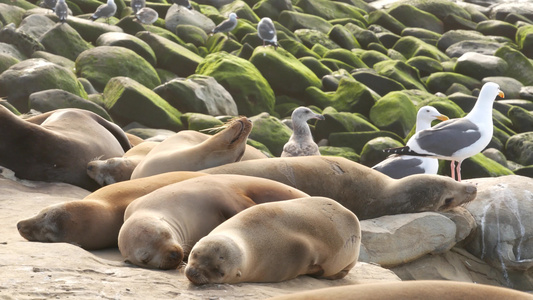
[131,117,255,179]
[0,106,131,191]
[185,197,361,285]
[265,280,533,300]
[201,156,478,220]
[118,174,310,270]
[16,171,208,250]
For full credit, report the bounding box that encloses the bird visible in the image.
[257,17,278,48]
[41,0,57,12]
[211,13,238,36]
[172,0,192,9]
[91,0,117,24]
[383,82,505,181]
[54,0,68,23]
[130,0,145,14]
[281,107,325,157]
[372,106,449,179]
[134,7,158,25]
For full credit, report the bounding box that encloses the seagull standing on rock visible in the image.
[91,0,117,24]
[54,0,69,23]
[281,107,325,157]
[384,82,505,181]
[130,0,145,14]
[373,106,449,179]
[211,13,238,36]
[257,17,278,48]
[172,0,192,9]
[134,7,158,25]
[42,0,57,12]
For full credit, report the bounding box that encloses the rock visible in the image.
[102,76,182,131]
[31,50,75,71]
[445,40,504,58]
[153,75,238,116]
[165,4,216,33]
[366,10,405,36]
[396,0,471,22]
[351,69,405,96]
[295,0,367,24]
[387,4,443,34]
[437,30,501,52]
[483,148,512,170]
[219,1,259,23]
[136,31,203,78]
[0,58,87,112]
[278,39,319,59]
[61,16,123,44]
[393,36,449,62]
[489,3,533,22]
[426,72,481,94]
[401,27,441,46]
[175,25,209,48]
[196,51,276,116]
[75,46,160,92]
[96,32,156,67]
[464,176,533,290]
[439,207,477,245]
[476,20,517,41]
[248,112,292,156]
[0,23,44,58]
[482,76,523,100]
[305,77,378,116]
[294,29,340,50]
[39,23,93,61]
[360,136,404,167]
[323,48,367,69]
[318,146,360,162]
[314,107,379,141]
[519,86,533,101]
[508,106,533,134]
[443,14,477,31]
[28,89,112,120]
[454,52,508,80]
[327,24,361,50]
[506,132,533,166]
[357,49,390,68]
[495,46,533,86]
[405,56,443,78]
[298,56,332,79]
[369,91,417,138]
[329,131,403,154]
[516,25,533,59]
[443,153,514,180]
[181,112,224,131]
[359,212,457,267]
[252,0,294,21]
[0,3,25,26]
[17,14,56,40]
[249,47,321,98]
[373,60,426,91]
[278,10,333,34]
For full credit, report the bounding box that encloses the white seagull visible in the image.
[373,106,449,179]
[134,7,158,25]
[384,82,505,181]
[91,0,117,24]
[55,0,69,23]
[281,107,325,157]
[130,0,145,14]
[172,0,192,9]
[212,13,238,36]
[257,17,278,48]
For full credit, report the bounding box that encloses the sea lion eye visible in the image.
[219,256,224,260]
[444,197,454,205]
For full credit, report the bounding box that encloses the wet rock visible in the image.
[488,3,533,22]
[373,60,426,91]
[445,40,506,58]
[397,0,471,22]
[248,112,292,157]
[351,69,405,96]
[454,52,508,80]
[388,4,443,34]
[505,132,533,166]
[357,49,390,68]
[426,72,481,94]
[327,24,361,50]
[405,56,443,78]
[393,36,449,62]
[96,32,156,67]
[39,23,93,61]
[401,27,441,46]
[278,10,333,34]
[476,20,517,40]
[314,106,379,141]
[369,91,417,138]
[28,89,111,120]
[366,10,405,36]
[298,56,332,79]
[495,46,533,86]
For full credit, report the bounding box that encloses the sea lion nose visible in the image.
[87,164,93,171]
[466,184,477,194]
[16,222,21,230]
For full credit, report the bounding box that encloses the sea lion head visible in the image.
[17,204,71,243]
[87,157,136,186]
[185,235,243,285]
[207,117,253,162]
[118,214,184,270]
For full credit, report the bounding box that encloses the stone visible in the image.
[252,0,294,21]
[95,32,156,67]
[445,40,504,58]
[0,58,87,112]
[357,49,390,68]
[318,146,360,162]
[61,16,124,44]
[359,212,457,267]
[0,23,44,58]
[298,57,332,79]
[329,131,404,154]
[196,51,276,116]
[175,25,209,48]
[387,4,444,34]
[278,39,319,59]
[0,53,19,74]
[516,25,533,59]
[278,10,333,34]
[75,46,160,92]
[219,1,260,23]
[483,148,512,170]
[295,0,367,24]
[17,14,56,40]
[441,153,514,180]
[393,36,449,62]
[405,56,443,78]
[0,3,25,26]
[426,72,481,94]
[454,52,508,80]
[489,3,533,22]
[396,0,471,22]
[505,132,533,166]
[443,14,477,31]
[437,30,501,52]
[102,76,183,131]
[248,112,292,157]
[369,91,417,138]
[351,69,405,96]
[400,27,441,46]
[373,60,427,91]
[323,48,367,69]
[482,76,523,100]
[165,4,216,33]
[476,20,517,41]
[153,75,238,116]
[345,23,381,49]
[495,46,533,86]
[181,112,224,131]
[360,136,404,167]
[39,23,93,61]
[519,86,533,101]
[327,24,361,50]
[508,106,533,134]
[314,107,379,141]
[366,10,405,36]
[28,89,112,121]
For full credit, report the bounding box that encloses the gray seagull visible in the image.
[212,13,238,36]
[257,17,278,48]
[91,0,117,24]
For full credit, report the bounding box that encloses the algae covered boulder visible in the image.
[454,52,508,80]
[75,46,160,92]
[295,0,367,24]
[360,136,404,167]
[0,58,87,112]
[369,91,417,138]
[506,132,533,166]
[0,23,44,58]
[196,51,276,116]
[278,10,333,34]
[373,60,427,91]
[103,76,182,131]
[495,45,533,86]
[165,4,216,33]
[446,153,514,180]
[248,112,292,157]
[39,23,93,61]
[249,46,321,98]
[387,4,444,34]
[314,107,379,141]
[96,32,156,67]
[393,36,449,62]
[426,72,481,93]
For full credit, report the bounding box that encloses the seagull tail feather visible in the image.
[383,146,429,157]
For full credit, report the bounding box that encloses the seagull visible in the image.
[383,82,505,181]
[130,0,145,14]
[212,13,238,36]
[172,0,192,9]
[41,0,57,12]
[372,106,449,179]
[91,0,117,24]
[134,7,158,24]
[281,107,325,157]
[55,0,69,23]
[257,17,278,48]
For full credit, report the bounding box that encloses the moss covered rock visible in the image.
[351,70,405,97]
[319,146,360,162]
[323,48,367,69]
[454,52,508,80]
[369,91,417,138]
[508,106,533,133]
[388,4,444,34]
[175,25,209,48]
[314,107,379,141]
[505,132,533,166]
[248,112,292,156]
[328,131,404,154]
[165,4,216,33]
[278,10,333,34]
[426,72,481,93]
[95,32,156,67]
[366,10,406,36]
[102,76,182,130]
[62,16,124,44]
[437,29,500,52]
[294,29,340,50]
[495,46,533,86]
[405,56,443,78]
[327,24,361,50]
[0,53,19,74]
[0,3,25,26]
[360,136,404,167]
[136,31,203,78]
[357,49,390,68]
[393,36,449,62]
[39,23,93,62]
[444,153,514,180]
[75,46,160,92]
[18,14,56,40]
[196,51,276,116]
[0,23,44,58]
[252,0,294,21]
[250,46,321,98]
[298,56,332,78]
[0,58,87,112]
[515,25,533,59]
[295,0,367,24]
[219,1,260,23]
[396,0,471,22]
[182,113,224,131]
[476,20,517,40]
[373,60,426,91]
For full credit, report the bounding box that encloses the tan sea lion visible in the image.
[118,174,310,270]
[0,106,131,191]
[265,280,533,300]
[201,156,478,220]
[131,117,255,179]
[17,171,207,250]
[185,197,361,285]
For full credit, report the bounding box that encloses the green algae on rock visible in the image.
[39,23,94,62]
[96,32,157,67]
[369,91,417,138]
[248,112,292,157]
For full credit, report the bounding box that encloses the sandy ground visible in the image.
[0,175,400,300]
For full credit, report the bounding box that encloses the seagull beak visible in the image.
[436,114,449,121]
[498,90,505,98]
[315,114,325,120]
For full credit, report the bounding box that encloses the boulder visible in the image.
[95,32,156,67]
[369,91,417,138]
[489,3,533,22]
[401,27,441,46]
[454,52,508,80]
[61,16,123,44]
[516,25,533,59]
[278,10,333,34]
[75,46,160,92]
[445,40,504,58]
[294,29,340,50]
[295,0,367,24]
[351,69,405,96]
[165,4,216,33]
[506,132,533,166]
[39,23,93,61]
[495,46,533,86]
[252,0,294,21]
[28,89,111,120]
[393,36,449,62]
[298,57,332,79]
[0,3,25,26]
[0,23,44,58]
[248,112,292,156]
[387,4,443,34]
[395,0,471,22]
[329,131,404,154]
[314,107,379,141]
[405,56,443,78]
[476,20,517,41]
[426,72,481,94]
[441,153,514,180]
[508,106,533,134]
[153,75,238,116]
[196,51,276,116]
[482,76,523,100]
[102,76,182,131]
[175,25,209,48]
[323,48,367,69]
[17,14,56,40]
[437,30,501,52]
[181,112,224,131]
[0,58,87,112]
[360,136,404,167]
[327,24,361,50]
[373,60,426,91]
[0,53,19,74]
[318,146,360,162]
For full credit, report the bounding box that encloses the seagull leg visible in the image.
[456,161,462,182]
[450,160,456,180]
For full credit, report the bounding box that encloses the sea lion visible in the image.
[0,106,131,191]
[265,280,533,300]
[17,171,207,250]
[185,197,361,285]
[118,174,309,270]
[131,117,255,179]
[201,156,478,220]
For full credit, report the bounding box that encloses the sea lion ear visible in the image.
[236,270,241,277]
